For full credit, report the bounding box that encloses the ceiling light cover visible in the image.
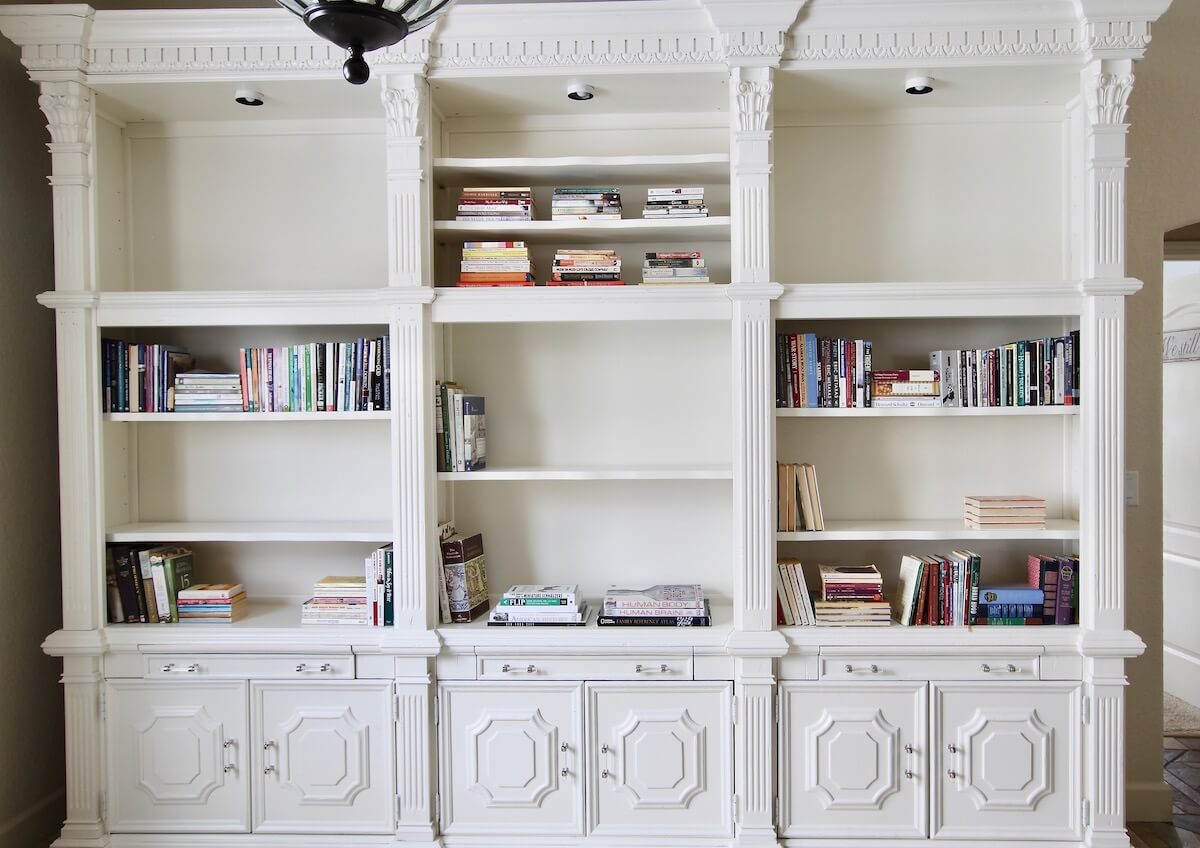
[277,0,454,85]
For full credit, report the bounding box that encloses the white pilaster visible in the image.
[382,74,433,288]
[733,655,778,847]
[730,66,774,285]
[56,657,106,848]
[394,658,438,842]
[1083,656,1132,848]
[391,301,437,629]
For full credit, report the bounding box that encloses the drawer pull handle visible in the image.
[224,764,235,773]
[224,740,234,749]
[905,769,913,780]
[264,765,275,775]
[500,664,537,674]
[160,663,199,673]
[980,663,1022,674]
[320,663,332,673]
[635,663,669,674]
[161,664,173,672]
[295,664,306,673]
[263,742,274,751]
[844,664,879,674]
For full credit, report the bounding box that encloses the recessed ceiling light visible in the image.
[567,81,595,102]
[904,73,935,96]
[235,88,265,107]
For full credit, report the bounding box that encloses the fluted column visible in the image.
[730,66,774,284]
[394,658,437,841]
[59,657,105,846]
[382,74,433,287]
[734,656,778,846]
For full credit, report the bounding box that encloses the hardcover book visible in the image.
[440,532,489,623]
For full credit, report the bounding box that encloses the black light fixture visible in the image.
[277,0,454,85]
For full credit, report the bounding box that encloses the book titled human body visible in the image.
[600,584,711,626]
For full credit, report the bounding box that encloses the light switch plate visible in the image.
[1125,470,1139,506]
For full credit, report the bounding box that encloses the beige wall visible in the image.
[0,35,64,848]
[1124,0,1200,821]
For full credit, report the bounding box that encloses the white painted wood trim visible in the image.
[776,519,1080,541]
[105,521,392,543]
[775,406,1081,418]
[438,466,732,481]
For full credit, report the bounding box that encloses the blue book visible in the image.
[804,334,819,408]
[977,585,1044,605]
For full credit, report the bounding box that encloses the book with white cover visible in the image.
[604,584,705,609]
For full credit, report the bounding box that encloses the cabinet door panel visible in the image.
[587,682,732,837]
[439,682,584,836]
[779,681,927,838]
[252,681,394,834]
[106,681,249,833]
[932,682,1080,840]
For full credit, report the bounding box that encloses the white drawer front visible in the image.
[145,654,354,680]
[818,654,1039,681]
[478,655,692,681]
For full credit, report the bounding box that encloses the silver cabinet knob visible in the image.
[947,770,958,779]
[601,769,609,779]
[224,740,234,749]
[560,742,568,752]
[560,768,568,777]
[263,742,273,751]
[947,744,958,753]
[224,764,235,773]
[295,664,306,673]
[161,663,173,672]
[904,744,914,754]
[186,664,198,672]
[264,765,275,774]
[1007,663,1017,673]
[981,663,991,673]
[601,744,609,754]
[320,663,332,673]
[905,769,913,780]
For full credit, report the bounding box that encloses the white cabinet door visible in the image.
[439,682,584,837]
[106,681,249,833]
[252,681,395,834]
[587,682,732,838]
[779,681,927,839]
[932,682,1080,840]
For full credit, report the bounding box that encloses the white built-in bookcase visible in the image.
[0,1,1170,846]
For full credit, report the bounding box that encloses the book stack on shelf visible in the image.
[437,527,489,624]
[964,495,1046,530]
[458,241,535,287]
[550,248,624,286]
[813,565,890,626]
[871,369,940,410]
[974,585,1046,626]
[106,543,196,624]
[598,584,712,627]
[237,338,391,412]
[641,251,710,284]
[435,382,486,472]
[455,186,534,222]
[487,584,589,627]
[1027,554,1079,625]
[173,372,244,413]
[642,186,708,218]
[929,330,1079,407]
[776,559,815,626]
[101,340,194,413]
[176,583,247,623]
[366,543,395,626]
[893,552,980,626]
[551,186,621,221]
[776,334,874,408]
[301,576,368,626]
[777,462,825,532]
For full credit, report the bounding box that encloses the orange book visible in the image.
[457,273,534,284]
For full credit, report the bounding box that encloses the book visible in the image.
[503,584,579,603]
[461,396,487,471]
[895,554,925,625]
[488,602,590,625]
[178,583,244,600]
[1055,556,1077,624]
[603,584,704,609]
[148,547,195,623]
[598,599,711,627]
[440,532,489,623]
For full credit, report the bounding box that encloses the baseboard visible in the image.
[1165,644,1200,708]
[0,787,64,848]
[1127,778,1174,823]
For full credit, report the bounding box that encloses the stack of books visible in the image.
[776,559,815,625]
[642,186,708,218]
[598,584,711,626]
[1026,554,1079,624]
[176,583,247,623]
[870,369,940,410]
[105,543,196,624]
[434,383,486,472]
[552,186,621,221]
[893,551,980,626]
[101,340,194,413]
[550,249,624,286]
[487,584,589,626]
[438,528,489,623]
[301,576,368,625]
[975,585,1045,625]
[642,251,710,284]
[775,334,874,408]
[929,331,1079,407]
[964,495,1046,530]
[777,462,825,532]
[458,241,535,286]
[366,544,395,627]
[455,187,533,222]
[173,372,243,413]
[236,338,390,412]
[814,564,890,626]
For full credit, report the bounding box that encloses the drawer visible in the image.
[818,653,1039,681]
[144,653,354,680]
[477,654,692,681]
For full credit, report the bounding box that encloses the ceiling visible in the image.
[0,0,621,7]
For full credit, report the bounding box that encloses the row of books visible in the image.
[775,335,874,409]
[300,544,394,626]
[777,462,826,532]
[643,187,708,218]
[106,543,199,623]
[434,383,486,472]
[458,241,535,286]
[930,331,1080,407]
[642,251,710,284]
[236,339,390,412]
[552,248,622,285]
[175,583,247,623]
[553,187,621,221]
[453,186,715,222]
[101,340,194,413]
[965,495,1046,530]
[486,584,713,627]
[455,187,534,222]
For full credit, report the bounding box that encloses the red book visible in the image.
[789,335,801,408]
[455,280,536,287]
[871,370,938,382]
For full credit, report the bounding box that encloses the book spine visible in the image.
[597,614,711,627]
[1055,558,1076,624]
[150,562,173,623]
[788,335,801,408]
[384,548,394,627]
[804,335,818,408]
[776,335,788,408]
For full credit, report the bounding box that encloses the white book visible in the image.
[776,562,799,625]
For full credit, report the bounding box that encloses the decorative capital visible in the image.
[38,82,92,145]
[1087,72,1135,126]
[382,84,423,139]
[735,79,774,133]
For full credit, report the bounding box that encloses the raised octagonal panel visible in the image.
[466,709,558,807]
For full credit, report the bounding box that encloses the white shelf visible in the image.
[106,412,390,422]
[431,283,731,323]
[774,281,1087,319]
[438,466,733,481]
[776,406,1080,418]
[433,154,731,186]
[776,519,1079,542]
[781,623,1083,650]
[106,521,392,543]
[434,217,731,245]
